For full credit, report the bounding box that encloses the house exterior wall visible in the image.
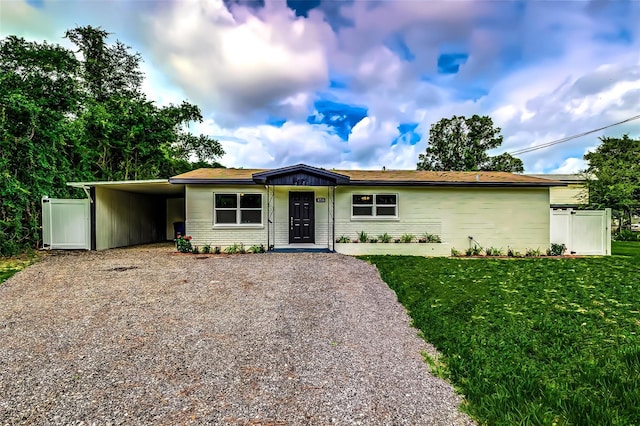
[549,183,587,206]
[334,186,550,253]
[95,187,165,250]
[185,184,551,253]
[185,184,268,247]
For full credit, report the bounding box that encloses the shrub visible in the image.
[485,247,503,256]
[614,230,640,241]
[202,244,211,254]
[224,243,241,254]
[547,242,567,256]
[424,233,442,243]
[175,235,193,253]
[213,246,221,254]
[400,233,415,243]
[369,238,378,243]
[248,244,266,254]
[336,235,351,243]
[357,230,369,243]
[394,238,401,243]
[191,245,200,254]
[378,232,392,243]
[451,247,462,256]
[525,247,542,257]
[507,247,522,257]
[466,245,483,256]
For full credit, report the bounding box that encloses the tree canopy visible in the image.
[0,26,224,255]
[583,134,640,230]
[417,115,524,172]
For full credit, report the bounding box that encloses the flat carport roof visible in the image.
[68,179,185,196]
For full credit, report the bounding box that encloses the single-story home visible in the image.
[66,164,565,255]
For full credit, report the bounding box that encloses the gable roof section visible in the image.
[252,164,350,185]
[170,166,565,187]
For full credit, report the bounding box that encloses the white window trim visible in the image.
[213,193,263,227]
[351,193,398,220]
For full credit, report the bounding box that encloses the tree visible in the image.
[417,115,524,172]
[583,134,640,230]
[0,27,224,255]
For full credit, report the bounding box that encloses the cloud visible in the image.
[142,0,333,126]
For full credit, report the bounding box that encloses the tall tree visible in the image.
[0,27,224,255]
[417,115,524,172]
[583,134,640,230]
[0,36,85,254]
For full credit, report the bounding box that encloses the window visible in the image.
[214,193,262,225]
[352,194,397,217]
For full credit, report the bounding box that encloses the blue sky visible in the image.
[2,0,639,172]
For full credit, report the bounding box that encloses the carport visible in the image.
[65,179,185,250]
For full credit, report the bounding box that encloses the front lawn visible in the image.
[364,242,640,425]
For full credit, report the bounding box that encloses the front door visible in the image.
[289,192,315,243]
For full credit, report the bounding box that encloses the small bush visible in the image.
[424,233,442,243]
[378,232,392,243]
[485,247,503,256]
[191,245,200,254]
[507,247,522,257]
[213,246,221,254]
[394,238,401,243]
[369,238,378,243]
[466,245,483,256]
[224,243,241,254]
[451,247,462,256]
[202,244,211,254]
[547,243,567,256]
[614,230,640,241]
[400,233,415,243]
[336,235,351,243]
[357,230,369,243]
[525,247,542,257]
[248,244,266,254]
[175,236,193,253]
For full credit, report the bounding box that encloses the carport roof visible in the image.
[68,179,184,195]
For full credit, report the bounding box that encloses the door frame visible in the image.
[288,191,315,244]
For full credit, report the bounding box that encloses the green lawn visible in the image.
[363,242,640,425]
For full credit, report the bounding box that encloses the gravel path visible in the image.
[0,245,472,425]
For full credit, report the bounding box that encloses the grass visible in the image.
[363,242,640,425]
[0,254,38,286]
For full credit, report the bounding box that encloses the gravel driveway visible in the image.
[0,245,472,425]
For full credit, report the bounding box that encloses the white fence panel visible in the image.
[550,208,611,255]
[42,198,90,250]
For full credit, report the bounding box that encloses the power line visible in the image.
[509,113,640,156]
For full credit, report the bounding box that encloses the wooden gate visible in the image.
[42,198,91,250]
[550,208,611,255]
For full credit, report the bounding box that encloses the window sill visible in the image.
[213,224,264,229]
[350,217,400,221]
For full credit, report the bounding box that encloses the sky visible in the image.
[1,0,639,173]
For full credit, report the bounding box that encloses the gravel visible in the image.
[0,244,473,425]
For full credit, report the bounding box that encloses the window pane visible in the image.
[353,206,373,216]
[216,210,236,224]
[240,194,261,208]
[215,194,237,208]
[376,206,396,216]
[240,210,261,224]
[376,194,396,205]
[353,194,373,205]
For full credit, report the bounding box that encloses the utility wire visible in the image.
[509,113,640,156]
